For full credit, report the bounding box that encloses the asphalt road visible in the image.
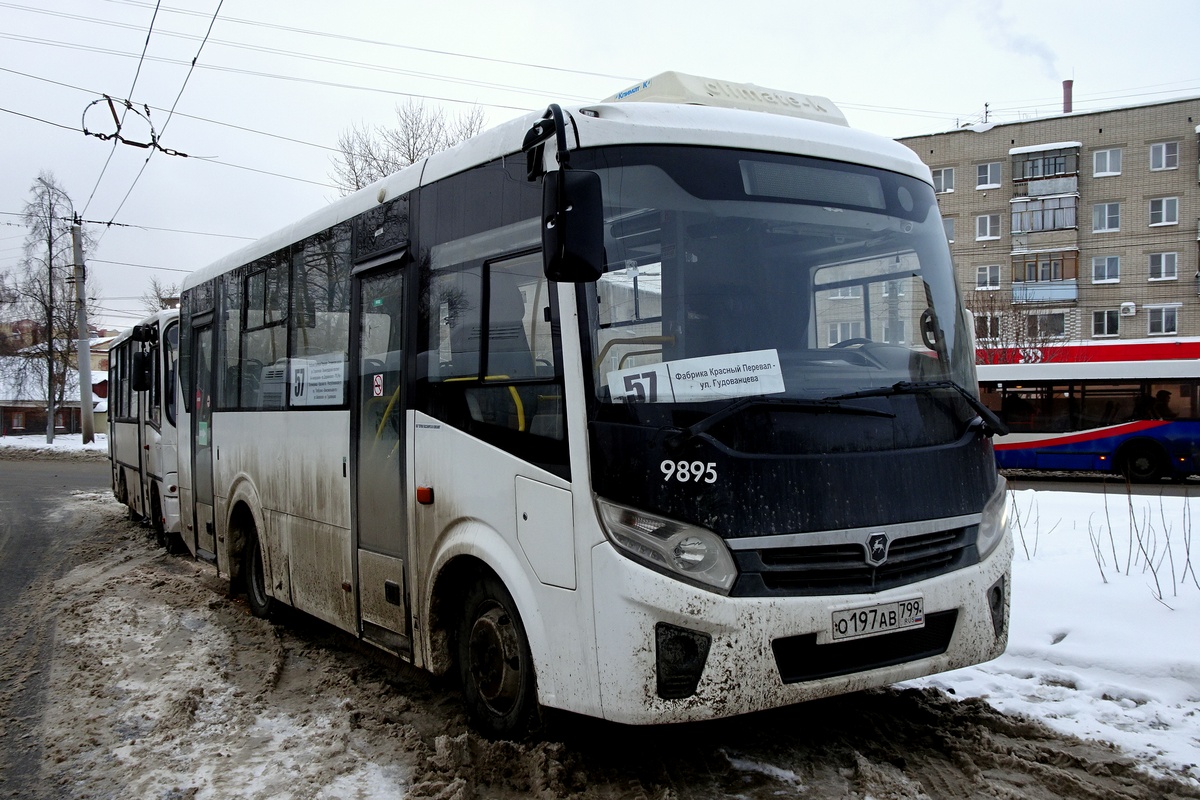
[0,457,110,800]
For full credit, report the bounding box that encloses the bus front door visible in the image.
[192,321,217,560]
[352,264,411,656]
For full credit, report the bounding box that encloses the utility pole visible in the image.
[41,182,55,444]
[73,218,94,443]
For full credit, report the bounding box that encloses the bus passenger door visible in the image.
[352,264,410,656]
[192,321,217,560]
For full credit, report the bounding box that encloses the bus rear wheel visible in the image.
[457,575,539,738]
[244,531,275,618]
[1119,442,1166,483]
[150,489,166,548]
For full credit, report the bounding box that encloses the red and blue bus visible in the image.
[978,352,1200,481]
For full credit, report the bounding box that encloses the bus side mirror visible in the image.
[542,169,605,283]
[132,350,153,392]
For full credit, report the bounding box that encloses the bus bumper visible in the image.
[588,525,1013,725]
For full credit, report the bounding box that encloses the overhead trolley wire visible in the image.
[81,0,162,217]
[94,0,638,83]
[99,0,221,232]
[0,66,343,154]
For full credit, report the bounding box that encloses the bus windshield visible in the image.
[576,146,976,445]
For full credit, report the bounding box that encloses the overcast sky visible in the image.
[2,0,1198,330]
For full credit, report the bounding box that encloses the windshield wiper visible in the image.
[666,395,895,450]
[829,380,1009,436]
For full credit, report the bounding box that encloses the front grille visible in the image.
[731,525,977,597]
[772,610,958,683]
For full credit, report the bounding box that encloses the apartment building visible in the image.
[898,94,1199,363]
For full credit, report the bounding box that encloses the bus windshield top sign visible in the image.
[607,349,785,403]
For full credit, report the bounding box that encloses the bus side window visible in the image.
[420,253,566,453]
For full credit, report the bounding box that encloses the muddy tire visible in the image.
[457,575,540,738]
[150,489,166,548]
[1119,441,1166,483]
[244,531,275,619]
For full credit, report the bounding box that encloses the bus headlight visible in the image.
[596,498,737,594]
[976,475,1010,560]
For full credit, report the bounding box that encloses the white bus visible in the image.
[176,72,1012,736]
[108,308,182,549]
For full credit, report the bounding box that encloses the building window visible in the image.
[1093,148,1122,176]
[1091,255,1120,284]
[976,162,1001,188]
[883,319,906,344]
[1150,142,1179,171]
[1027,313,1066,339]
[975,214,1000,240]
[942,217,955,243]
[828,321,862,345]
[1092,309,1119,338]
[882,280,906,297]
[10,411,24,430]
[1149,197,1178,226]
[1148,306,1178,335]
[975,314,1001,341]
[1011,196,1077,233]
[976,264,1001,289]
[1092,202,1120,232]
[1012,148,1077,180]
[828,285,862,299]
[932,168,954,193]
[1149,252,1178,281]
[1011,251,1077,284]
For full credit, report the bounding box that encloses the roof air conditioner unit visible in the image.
[1120,302,1136,316]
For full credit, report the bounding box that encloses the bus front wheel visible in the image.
[457,575,539,738]
[1119,442,1167,483]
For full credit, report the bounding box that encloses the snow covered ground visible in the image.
[3,434,1198,785]
[0,431,109,458]
[909,482,1200,781]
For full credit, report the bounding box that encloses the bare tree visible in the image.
[330,100,487,195]
[0,172,97,441]
[138,275,180,315]
[967,288,1066,365]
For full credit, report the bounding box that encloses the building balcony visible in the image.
[1012,279,1077,304]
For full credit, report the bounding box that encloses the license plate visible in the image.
[831,597,924,641]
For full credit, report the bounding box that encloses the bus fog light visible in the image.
[597,498,737,594]
[655,623,711,699]
[988,576,1007,638]
[976,476,1010,560]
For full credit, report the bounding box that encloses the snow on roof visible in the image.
[1009,141,1082,155]
[0,356,82,403]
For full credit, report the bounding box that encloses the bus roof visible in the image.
[602,71,848,126]
[108,308,180,347]
[183,88,930,293]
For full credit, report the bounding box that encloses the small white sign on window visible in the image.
[290,359,346,406]
[607,349,785,403]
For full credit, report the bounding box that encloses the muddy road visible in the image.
[2,454,1198,799]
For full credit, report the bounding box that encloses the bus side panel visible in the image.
[412,413,603,716]
[992,421,1179,473]
[214,410,354,633]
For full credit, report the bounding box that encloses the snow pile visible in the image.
[0,432,108,459]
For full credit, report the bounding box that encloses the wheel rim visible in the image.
[466,602,522,716]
